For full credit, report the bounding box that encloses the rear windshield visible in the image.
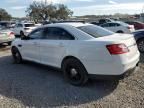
[25,24,35,27]
[118,21,129,26]
[78,25,114,38]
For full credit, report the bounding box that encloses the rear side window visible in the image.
[101,23,110,27]
[109,23,120,27]
[43,27,75,40]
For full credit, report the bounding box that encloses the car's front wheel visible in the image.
[20,31,24,36]
[62,58,88,86]
[137,38,144,53]
[11,47,22,63]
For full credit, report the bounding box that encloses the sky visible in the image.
[0,0,144,17]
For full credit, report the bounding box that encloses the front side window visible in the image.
[43,27,74,40]
[29,28,43,39]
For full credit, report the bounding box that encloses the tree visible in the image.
[0,8,11,21]
[56,4,73,20]
[26,1,73,22]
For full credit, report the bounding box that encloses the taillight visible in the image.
[106,44,129,55]
[9,32,15,36]
[127,26,133,29]
[127,26,131,29]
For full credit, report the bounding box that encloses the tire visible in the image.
[137,38,144,53]
[11,47,22,64]
[116,31,124,33]
[62,58,88,86]
[20,31,24,36]
[7,42,11,46]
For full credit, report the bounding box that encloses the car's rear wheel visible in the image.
[11,47,22,63]
[62,58,88,86]
[137,38,144,53]
[7,42,11,46]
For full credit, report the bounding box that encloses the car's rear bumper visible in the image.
[82,49,140,76]
[0,37,15,44]
[89,62,139,80]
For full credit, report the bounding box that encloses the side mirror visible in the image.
[21,34,30,40]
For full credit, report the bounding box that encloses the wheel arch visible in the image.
[20,30,23,33]
[61,56,86,70]
[11,46,18,51]
[116,30,124,33]
[11,46,21,54]
[136,37,144,42]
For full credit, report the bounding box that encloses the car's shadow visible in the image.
[0,44,6,48]
[0,55,119,107]
[140,54,144,64]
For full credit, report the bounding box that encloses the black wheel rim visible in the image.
[138,40,144,52]
[66,65,82,84]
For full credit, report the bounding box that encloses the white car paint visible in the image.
[12,23,37,36]
[100,21,135,33]
[11,23,139,76]
[0,29,15,44]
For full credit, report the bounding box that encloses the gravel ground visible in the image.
[0,45,144,108]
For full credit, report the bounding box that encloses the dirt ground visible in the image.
[0,46,144,108]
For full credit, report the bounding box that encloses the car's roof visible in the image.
[38,22,94,40]
[43,22,92,28]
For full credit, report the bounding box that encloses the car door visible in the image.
[20,28,44,62]
[40,27,75,67]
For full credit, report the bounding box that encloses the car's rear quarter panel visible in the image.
[64,40,118,75]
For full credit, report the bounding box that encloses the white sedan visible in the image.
[100,21,135,33]
[0,27,15,45]
[11,23,140,85]
[12,23,36,36]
